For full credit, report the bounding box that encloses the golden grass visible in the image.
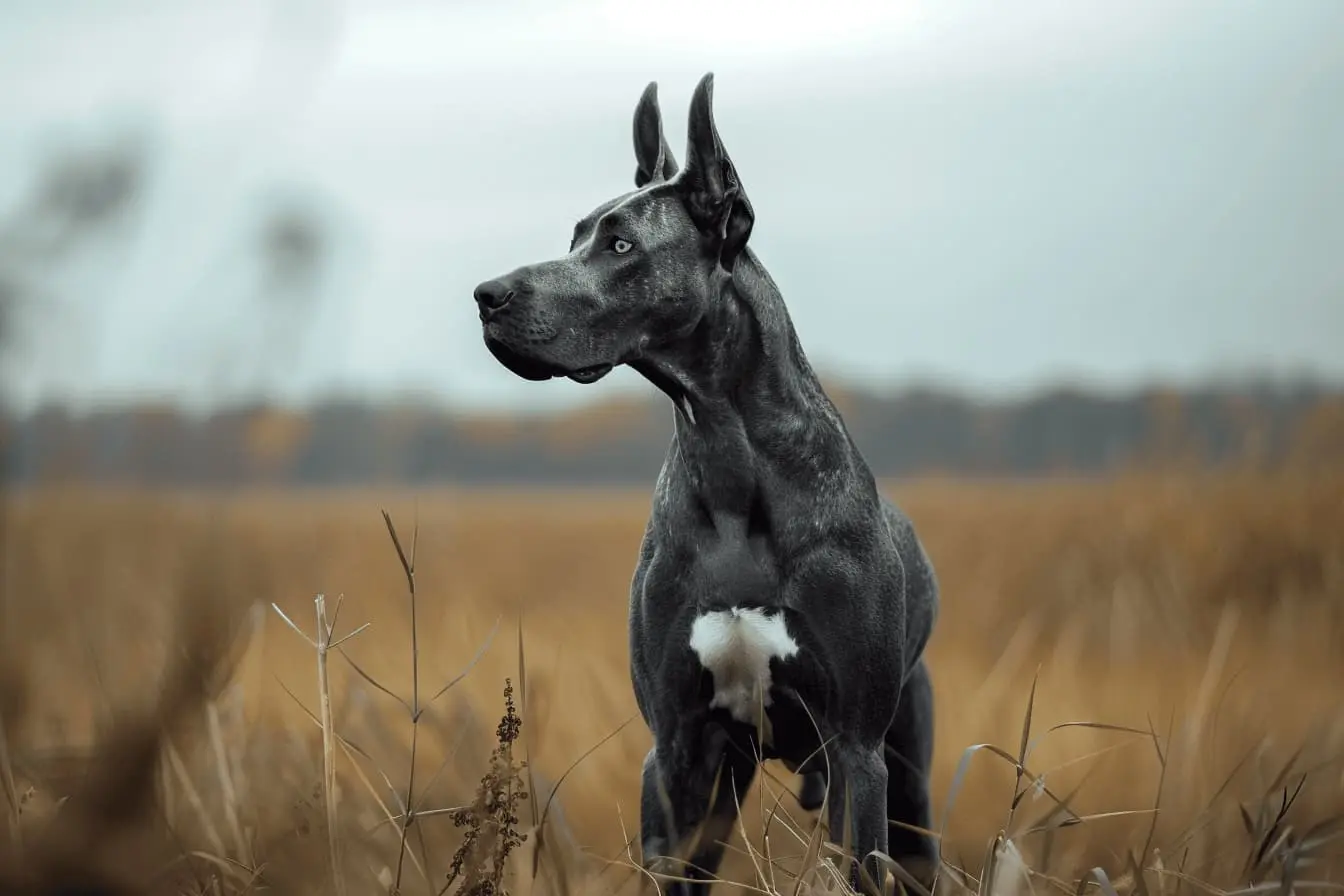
[1,474,1343,895]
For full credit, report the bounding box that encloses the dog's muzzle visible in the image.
[474,276,616,384]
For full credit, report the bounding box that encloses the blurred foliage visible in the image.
[3,382,1342,487]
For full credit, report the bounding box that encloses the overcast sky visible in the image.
[0,0,1340,414]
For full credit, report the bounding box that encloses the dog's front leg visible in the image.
[825,743,890,896]
[639,724,758,896]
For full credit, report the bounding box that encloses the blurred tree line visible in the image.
[4,381,1343,486]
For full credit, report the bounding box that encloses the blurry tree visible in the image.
[202,189,336,408]
[257,193,330,369]
[0,132,151,632]
[17,137,145,251]
[261,202,326,295]
[0,133,152,435]
[0,134,149,363]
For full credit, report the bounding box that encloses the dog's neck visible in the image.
[631,250,864,523]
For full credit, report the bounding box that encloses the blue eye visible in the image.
[611,237,633,255]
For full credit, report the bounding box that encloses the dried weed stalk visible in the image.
[443,680,529,896]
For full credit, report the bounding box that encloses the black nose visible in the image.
[474,279,515,315]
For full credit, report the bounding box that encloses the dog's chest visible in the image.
[688,607,800,723]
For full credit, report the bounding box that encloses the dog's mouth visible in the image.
[484,336,613,385]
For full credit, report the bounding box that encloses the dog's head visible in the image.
[473,73,755,384]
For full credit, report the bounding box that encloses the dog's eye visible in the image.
[611,237,633,255]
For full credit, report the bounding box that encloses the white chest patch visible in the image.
[689,607,800,724]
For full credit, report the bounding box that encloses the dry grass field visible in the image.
[2,474,1343,895]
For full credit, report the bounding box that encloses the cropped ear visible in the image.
[677,72,754,272]
[633,81,680,188]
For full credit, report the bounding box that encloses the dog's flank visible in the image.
[473,73,941,896]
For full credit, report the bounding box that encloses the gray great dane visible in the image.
[473,73,940,896]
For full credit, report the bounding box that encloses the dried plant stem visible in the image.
[272,593,369,896]
[314,592,347,896]
[0,712,19,847]
[205,699,248,862]
[382,509,425,894]
[165,737,227,857]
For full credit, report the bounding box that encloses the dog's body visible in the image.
[474,74,940,895]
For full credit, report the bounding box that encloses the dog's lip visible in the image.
[568,363,613,384]
[484,335,562,381]
[484,334,613,384]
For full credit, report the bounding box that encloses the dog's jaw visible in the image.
[484,336,616,385]
[482,310,622,387]
[483,336,560,382]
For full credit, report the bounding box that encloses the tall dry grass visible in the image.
[1,474,1342,895]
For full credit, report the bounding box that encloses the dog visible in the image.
[472,73,941,896]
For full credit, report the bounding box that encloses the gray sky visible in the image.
[1,0,1341,414]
